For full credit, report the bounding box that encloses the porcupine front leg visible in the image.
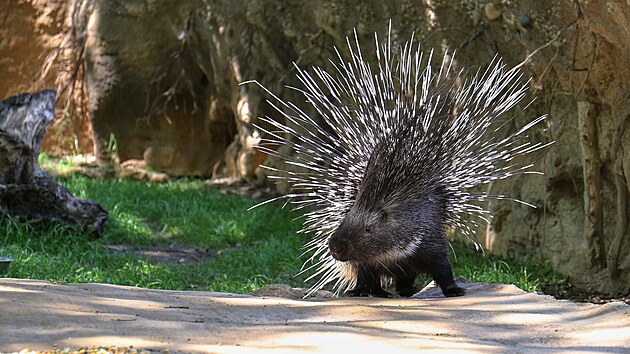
[346,263,392,297]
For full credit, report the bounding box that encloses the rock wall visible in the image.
[0,0,93,154]
[0,0,64,98]
[1,0,629,295]
[81,0,239,176]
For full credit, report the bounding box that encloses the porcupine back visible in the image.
[248,29,548,296]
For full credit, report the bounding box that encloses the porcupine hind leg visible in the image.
[345,263,392,297]
[427,255,466,297]
[394,270,420,297]
[413,231,466,297]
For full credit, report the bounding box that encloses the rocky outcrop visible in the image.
[477,1,630,296]
[1,0,628,295]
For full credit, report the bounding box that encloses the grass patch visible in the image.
[448,242,562,293]
[1,175,307,293]
[1,166,565,294]
[63,176,296,248]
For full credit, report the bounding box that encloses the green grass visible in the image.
[0,166,564,295]
[1,175,307,293]
[447,242,562,293]
[64,176,296,248]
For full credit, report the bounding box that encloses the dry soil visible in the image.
[0,279,628,353]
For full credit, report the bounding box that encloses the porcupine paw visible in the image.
[346,286,392,298]
[397,286,420,297]
[442,284,466,297]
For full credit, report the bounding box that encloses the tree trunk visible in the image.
[0,90,107,236]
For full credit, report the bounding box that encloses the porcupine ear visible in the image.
[378,208,388,223]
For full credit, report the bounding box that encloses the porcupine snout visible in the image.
[328,227,350,261]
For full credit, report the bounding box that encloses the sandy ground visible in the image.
[0,279,628,353]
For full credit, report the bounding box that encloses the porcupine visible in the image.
[246,27,548,298]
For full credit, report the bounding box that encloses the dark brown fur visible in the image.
[328,186,465,297]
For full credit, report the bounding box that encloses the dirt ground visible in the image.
[0,279,628,353]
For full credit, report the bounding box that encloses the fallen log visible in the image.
[0,90,107,236]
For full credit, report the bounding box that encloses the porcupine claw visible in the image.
[346,286,393,298]
[443,284,466,297]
